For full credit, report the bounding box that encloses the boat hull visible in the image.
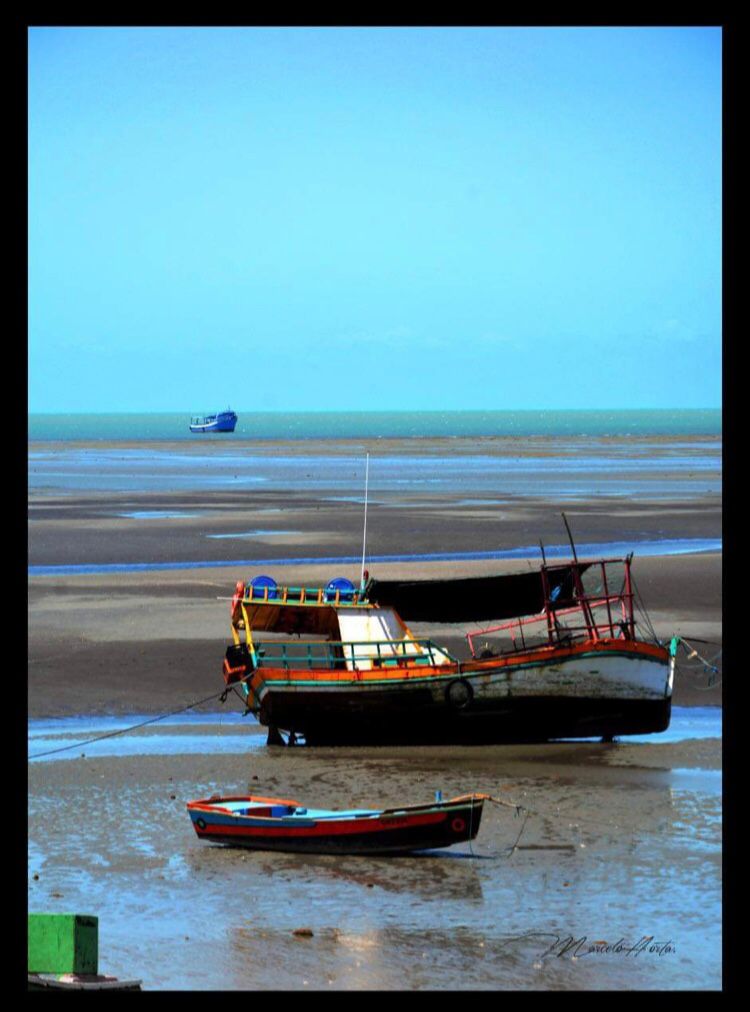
[27,975,142,991]
[265,695,671,745]
[246,640,673,744]
[188,800,484,854]
[189,411,237,433]
[189,420,237,433]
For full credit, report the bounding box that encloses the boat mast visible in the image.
[360,452,370,590]
[561,511,579,564]
[561,511,596,639]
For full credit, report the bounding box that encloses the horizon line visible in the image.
[28,406,722,416]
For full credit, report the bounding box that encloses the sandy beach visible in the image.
[28,479,721,716]
[28,727,721,990]
[28,441,722,990]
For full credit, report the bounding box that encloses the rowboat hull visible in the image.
[247,640,673,744]
[187,796,485,854]
[27,975,142,991]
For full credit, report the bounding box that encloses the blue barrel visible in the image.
[325,577,356,602]
[249,575,278,600]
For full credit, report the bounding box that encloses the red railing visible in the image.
[467,557,635,658]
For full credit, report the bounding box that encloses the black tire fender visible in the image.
[445,678,473,710]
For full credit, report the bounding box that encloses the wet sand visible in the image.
[28,485,721,569]
[28,550,722,717]
[28,449,722,989]
[28,730,721,990]
[28,483,721,715]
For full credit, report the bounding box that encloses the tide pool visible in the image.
[28,537,722,577]
[28,707,721,762]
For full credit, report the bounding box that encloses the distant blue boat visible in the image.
[189,410,238,434]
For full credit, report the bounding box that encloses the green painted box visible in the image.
[28,914,99,974]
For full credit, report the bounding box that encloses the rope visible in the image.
[630,573,659,644]
[484,795,530,857]
[677,676,723,691]
[484,794,720,848]
[503,807,531,857]
[672,635,722,687]
[673,636,722,647]
[467,795,475,856]
[28,687,234,760]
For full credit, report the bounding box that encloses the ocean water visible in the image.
[28,409,722,442]
[27,443,722,497]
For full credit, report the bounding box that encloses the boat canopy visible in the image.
[364,564,589,623]
[239,602,344,637]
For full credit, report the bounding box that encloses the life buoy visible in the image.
[451,817,466,833]
[445,679,473,710]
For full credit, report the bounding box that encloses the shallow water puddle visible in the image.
[28,708,721,763]
[28,537,722,576]
[558,706,721,745]
[205,530,298,539]
[115,511,203,519]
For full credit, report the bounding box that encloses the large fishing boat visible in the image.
[220,555,675,745]
[189,409,238,433]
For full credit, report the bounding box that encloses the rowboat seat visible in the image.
[240,805,298,818]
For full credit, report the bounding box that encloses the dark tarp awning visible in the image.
[365,565,588,623]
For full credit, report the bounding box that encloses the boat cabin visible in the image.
[225,555,640,679]
[229,576,455,672]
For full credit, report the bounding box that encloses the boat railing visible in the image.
[471,591,635,659]
[242,584,366,608]
[542,557,634,642]
[251,638,456,671]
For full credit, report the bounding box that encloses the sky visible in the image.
[28,26,722,412]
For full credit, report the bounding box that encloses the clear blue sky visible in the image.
[28,26,721,412]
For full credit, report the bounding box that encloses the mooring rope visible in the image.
[504,807,531,856]
[483,793,719,849]
[672,634,722,687]
[483,794,530,857]
[626,574,721,689]
[27,687,235,760]
[630,573,660,644]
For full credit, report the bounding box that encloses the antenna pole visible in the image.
[561,510,598,637]
[561,511,579,564]
[360,453,370,588]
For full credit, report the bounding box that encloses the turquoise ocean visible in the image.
[28,408,721,442]
[28,408,722,523]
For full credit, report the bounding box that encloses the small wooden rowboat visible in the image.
[28,974,142,991]
[186,792,487,854]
